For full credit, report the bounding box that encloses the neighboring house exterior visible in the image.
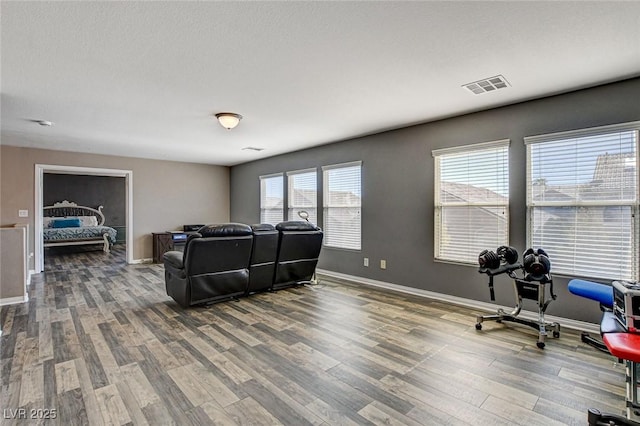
[438,181,508,259]
[531,152,636,278]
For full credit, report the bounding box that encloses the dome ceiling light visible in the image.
[214,112,242,130]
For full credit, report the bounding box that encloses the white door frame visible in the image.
[35,164,134,273]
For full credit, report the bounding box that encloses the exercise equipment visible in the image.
[568,278,640,425]
[478,249,501,270]
[523,248,551,282]
[497,245,519,265]
[568,279,614,352]
[612,281,640,333]
[476,246,560,349]
[587,310,640,426]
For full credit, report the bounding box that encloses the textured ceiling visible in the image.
[2,1,640,166]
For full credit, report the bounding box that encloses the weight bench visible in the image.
[568,279,614,352]
[569,279,640,425]
[587,311,640,425]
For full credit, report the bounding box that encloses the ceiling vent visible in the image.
[463,75,510,95]
[242,146,264,152]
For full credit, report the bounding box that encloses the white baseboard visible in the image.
[0,294,29,306]
[130,258,154,265]
[316,269,599,334]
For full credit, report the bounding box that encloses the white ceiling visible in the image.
[2,1,640,166]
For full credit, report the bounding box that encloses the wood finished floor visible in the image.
[0,246,626,425]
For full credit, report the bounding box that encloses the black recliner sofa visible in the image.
[163,221,323,307]
[163,223,253,307]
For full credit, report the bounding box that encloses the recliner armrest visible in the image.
[163,250,184,269]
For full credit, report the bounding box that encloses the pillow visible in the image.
[43,217,55,228]
[77,216,98,227]
[51,218,82,228]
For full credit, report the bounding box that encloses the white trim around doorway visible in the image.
[35,164,134,273]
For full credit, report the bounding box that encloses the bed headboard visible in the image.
[43,200,106,226]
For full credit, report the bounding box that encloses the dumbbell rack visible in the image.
[476,263,560,349]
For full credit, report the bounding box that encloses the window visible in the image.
[323,161,362,250]
[259,173,283,225]
[526,123,639,281]
[288,168,318,224]
[433,140,510,264]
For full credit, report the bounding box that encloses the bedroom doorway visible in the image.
[35,164,133,273]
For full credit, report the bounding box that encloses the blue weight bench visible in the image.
[568,279,615,352]
[570,279,640,425]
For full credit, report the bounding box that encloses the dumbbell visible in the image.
[496,246,519,265]
[478,249,501,269]
[523,248,551,281]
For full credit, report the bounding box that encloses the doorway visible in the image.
[35,164,133,273]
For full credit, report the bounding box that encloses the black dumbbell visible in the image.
[478,249,501,269]
[523,248,551,281]
[496,246,519,265]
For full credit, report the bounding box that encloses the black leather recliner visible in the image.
[247,223,279,295]
[163,223,253,307]
[273,221,323,290]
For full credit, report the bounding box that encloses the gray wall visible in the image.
[43,174,126,232]
[230,77,640,324]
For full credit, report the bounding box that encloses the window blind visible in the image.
[433,140,510,264]
[288,169,317,224]
[526,123,639,281]
[323,162,362,250]
[260,174,283,225]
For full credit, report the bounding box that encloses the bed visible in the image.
[43,200,117,253]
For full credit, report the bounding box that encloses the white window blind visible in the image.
[288,169,318,224]
[526,122,639,281]
[260,173,283,225]
[323,161,362,250]
[433,140,510,264]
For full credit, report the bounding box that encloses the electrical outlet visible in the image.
[18,209,28,218]
[363,257,369,267]
[380,259,387,269]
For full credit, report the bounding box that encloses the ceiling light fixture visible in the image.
[215,112,242,130]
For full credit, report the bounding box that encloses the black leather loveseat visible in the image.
[163,221,323,307]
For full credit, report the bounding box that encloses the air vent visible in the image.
[242,146,264,152]
[463,75,510,95]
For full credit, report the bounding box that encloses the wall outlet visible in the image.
[363,257,369,267]
[380,259,387,269]
[18,209,28,218]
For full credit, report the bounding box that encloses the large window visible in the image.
[526,123,639,281]
[323,161,362,250]
[433,140,510,264]
[260,173,283,225]
[288,168,317,224]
